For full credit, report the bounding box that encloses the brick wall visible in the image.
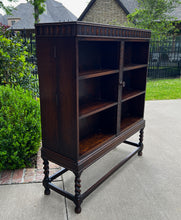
[81,0,128,25]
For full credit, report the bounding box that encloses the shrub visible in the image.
[0,22,10,35]
[0,32,39,97]
[0,85,41,170]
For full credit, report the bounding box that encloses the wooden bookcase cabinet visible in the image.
[36,22,151,214]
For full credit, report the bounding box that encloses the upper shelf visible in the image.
[79,69,119,80]
[123,64,148,72]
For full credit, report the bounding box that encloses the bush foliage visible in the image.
[0,85,41,170]
[0,24,39,97]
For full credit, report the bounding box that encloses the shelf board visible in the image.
[122,89,145,102]
[79,100,117,119]
[79,69,119,80]
[79,132,115,156]
[121,117,142,131]
[123,64,147,72]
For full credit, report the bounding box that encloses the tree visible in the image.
[0,0,46,24]
[127,0,181,40]
[27,0,46,23]
[0,0,16,14]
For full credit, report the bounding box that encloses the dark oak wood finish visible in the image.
[122,89,145,102]
[79,100,117,119]
[79,69,119,80]
[36,21,150,214]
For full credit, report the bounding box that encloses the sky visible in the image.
[0,0,90,17]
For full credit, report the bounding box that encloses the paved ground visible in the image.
[0,100,181,220]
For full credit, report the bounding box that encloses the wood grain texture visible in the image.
[79,132,115,156]
[121,117,142,131]
[122,89,145,102]
[79,69,119,80]
[123,64,148,71]
[36,23,150,213]
[35,21,151,39]
[36,38,60,153]
[79,100,117,119]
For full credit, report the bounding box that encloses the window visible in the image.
[11,20,16,25]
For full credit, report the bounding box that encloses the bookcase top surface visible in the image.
[36,21,151,39]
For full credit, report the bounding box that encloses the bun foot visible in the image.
[75,206,81,214]
[44,188,50,195]
[138,151,143,156]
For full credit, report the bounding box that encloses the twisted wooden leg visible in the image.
[43,158,50,195]
[74,172,82,214]
[138,129,144,156]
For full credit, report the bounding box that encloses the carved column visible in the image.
[43,158,50,195]
[138,129,144,156]
[74,172,82,213]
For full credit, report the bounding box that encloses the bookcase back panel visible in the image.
[79,41,120,73]
[120,94,145,131]
[79,107,117,140]
[79,107,117,156]
[121,94,145,119]
[124,42,149,66]
[79,74,118,105]
[123,68,147,91]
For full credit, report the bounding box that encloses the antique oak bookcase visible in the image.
[36,21,151,214]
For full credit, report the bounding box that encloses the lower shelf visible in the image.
[121,117,142,131]
[79,132,115,156]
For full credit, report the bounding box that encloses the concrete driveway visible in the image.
[0,100,181,220]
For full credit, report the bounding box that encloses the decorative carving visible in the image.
[43,158,50,195]
[74,172,82,214]
[138,129,144,156]
[36,22,151,39]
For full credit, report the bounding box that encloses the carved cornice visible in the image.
[36,21,151,39]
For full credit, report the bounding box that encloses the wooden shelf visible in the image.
[79,132,115,156]
[121,117,142,131]
[123,64,147,72]
[79,100,117,119]
[79,69,119,80]
[122,89,145,102]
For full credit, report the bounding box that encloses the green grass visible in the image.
[146,78,181,100]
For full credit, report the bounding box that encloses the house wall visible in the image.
[8,18,21,27]
[81,0,128,25]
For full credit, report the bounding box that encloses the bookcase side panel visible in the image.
[37,37,78,161]
[36,38,60,153]
[56,38,78,160]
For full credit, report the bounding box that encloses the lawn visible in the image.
[146,78,181,100]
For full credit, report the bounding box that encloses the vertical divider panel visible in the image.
[117,41,125,134]
[76,37,80,160]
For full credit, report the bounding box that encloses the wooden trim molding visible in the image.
[36,21,151,39]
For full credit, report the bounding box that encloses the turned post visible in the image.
[74,172,82,214]
[138,129,144,156]
[43,158,50,195]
